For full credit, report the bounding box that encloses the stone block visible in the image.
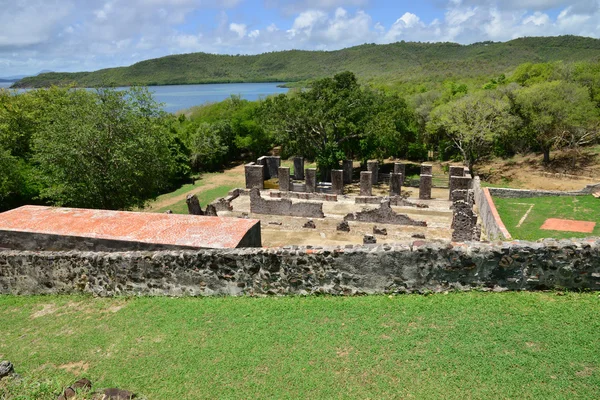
[360,171,372,196]
[337,221,350,232]
[421,164,433,175]
[363,234,377,244]
[449,166,466,200]
[367,161,379,184]
[257,156,280,180]
[450,176,472,201]
[393,162,405,177]
[245,163,264,189]
[305,168,317,193]
[186,194,204,215]
[390,173,402,196]
[278,167,291,192]
[419,174,432,200]
[331,169,344,195]
[342,160,353,184]
[293,157,304,180]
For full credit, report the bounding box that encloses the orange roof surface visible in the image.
[0,205,260,249]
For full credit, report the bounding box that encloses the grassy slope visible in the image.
[1,293,599,399]
[493,196,600,240]
[12,36,600,88]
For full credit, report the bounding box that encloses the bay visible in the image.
[0,82,289,113]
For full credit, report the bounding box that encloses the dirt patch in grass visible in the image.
[31,304,59,319]
[58,361,89,375]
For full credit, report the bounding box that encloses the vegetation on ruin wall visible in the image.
[12,35,600,91]
[1,293,599,399]
[493,196,600,241]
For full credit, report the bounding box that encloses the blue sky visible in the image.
[1,0,599,76]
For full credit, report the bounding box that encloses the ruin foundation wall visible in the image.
[1,238,600,296]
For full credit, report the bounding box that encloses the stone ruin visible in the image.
[249,188,325,218]
[344,200,427,226]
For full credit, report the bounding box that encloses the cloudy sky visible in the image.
[1,0,599,76]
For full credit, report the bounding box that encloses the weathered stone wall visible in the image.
[2,238,600,296]
[472,177,511,241]
[250,188,325,218]
[488,186,598,198]
[293,157,304,180]
[269,191,337,202]
[257,156,281,180]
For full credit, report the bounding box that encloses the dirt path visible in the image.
[145,164,245,211]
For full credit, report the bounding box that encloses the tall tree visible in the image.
[427,91,517,173]
[33,87,178,210]
[514,81,599,163]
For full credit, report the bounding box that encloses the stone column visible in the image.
[342,160,353,184]
[393,162,405,177]
[390,173,402,196]
[450,176,472,202]
[360,171,372,196]
[293,157,304,180]
[448,166,465,200]
[245,163,264,189]
[278,167,290,192]
[419,175,432,200]
[367,161,379,185]
[331,169,344,195]
[421,164,433,175]
[186,194,204,215]
[305,168,317,193]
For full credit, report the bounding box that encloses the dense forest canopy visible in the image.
[12,35,600,92]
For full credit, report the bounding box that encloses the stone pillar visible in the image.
[421,164,433,175]
[278,167,290,192]
[342,160,353,184]
[390,173,402,196]
[293,157,304,180]
[367,161,379,185]
[450,176,472,202]
[360,171,372,196]
[393,162,405,177]
[305,168,317,193]
[449,166,465,199]
[331,169,344,195]
[186,194,203,215]
[419,175,432,200]
[245,163,264,189]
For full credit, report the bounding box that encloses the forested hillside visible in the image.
[13,36,600,89]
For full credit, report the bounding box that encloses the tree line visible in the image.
[1,61,599,212]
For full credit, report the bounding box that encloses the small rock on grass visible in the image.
[0,361,14,379]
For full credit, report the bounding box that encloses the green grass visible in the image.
[150,173,220,204]
[1,293,599,399]
[493,195,600,240]
[155,183,240,214]
[280,159,317,176]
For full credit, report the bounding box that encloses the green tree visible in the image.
[189,122,232,172]
[514,81,599,163]
[33,87,178,210]
[428,91,517,173]
[261,71,415,174]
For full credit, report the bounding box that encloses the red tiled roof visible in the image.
[0,206,260,249]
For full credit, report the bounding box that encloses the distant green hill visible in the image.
[12,35,600,89]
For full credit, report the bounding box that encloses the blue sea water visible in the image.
[0,82,289,113]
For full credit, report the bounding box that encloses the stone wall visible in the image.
[2,238,600,296]
[472,177,511,241]
[250,188,325,218]
[488,184,600,198]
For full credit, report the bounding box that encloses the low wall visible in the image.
[488,184,600,198]
[472,177,511,241]
[250,188,325,218]
[2,238,600,296]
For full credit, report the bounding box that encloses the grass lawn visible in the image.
[1,293,599,399]
[155,184,240,214]
[493,195,600,241]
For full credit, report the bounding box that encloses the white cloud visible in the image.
[2,0,600,76]
[229,23,247,38]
